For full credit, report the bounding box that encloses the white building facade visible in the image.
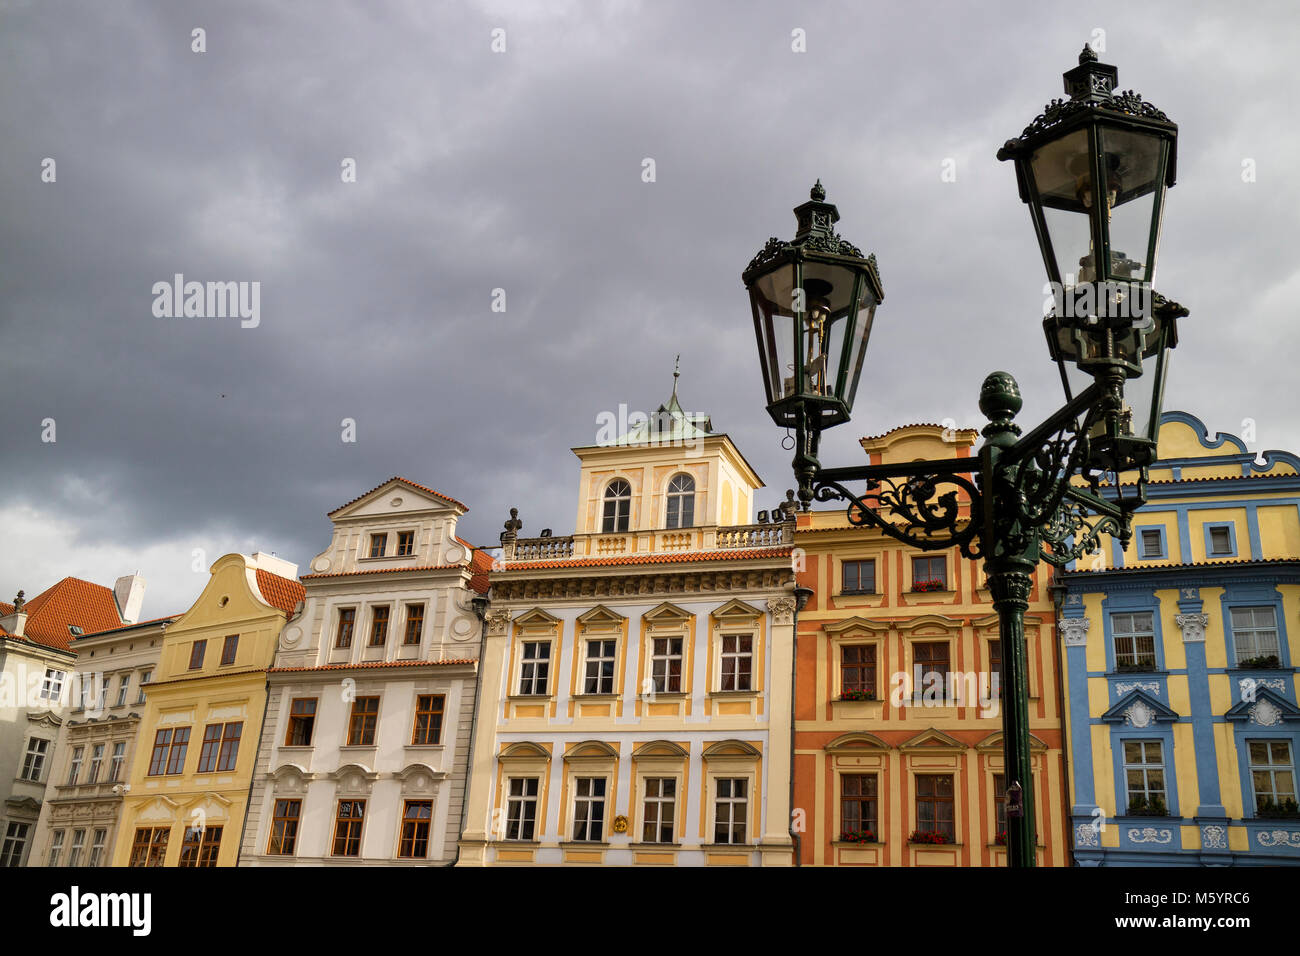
[239,478,489,866]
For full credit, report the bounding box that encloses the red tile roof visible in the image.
[301,562,471,581]
[467,547,493,594]
[328,477,468,516]
[255,570,306,617]
[0,577,124,652]
[501,546,793,572]
[269,658,477,674]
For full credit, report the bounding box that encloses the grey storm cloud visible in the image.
[2,0,1298,615]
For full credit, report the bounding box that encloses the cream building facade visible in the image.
[458,387,800,866]
[239,478,490,866]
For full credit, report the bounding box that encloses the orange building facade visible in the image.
[791,424,1070,866]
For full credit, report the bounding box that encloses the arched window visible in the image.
[602,479,632,533]
[665,474,695,529]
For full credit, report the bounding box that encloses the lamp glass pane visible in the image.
[845,284,877,408]
[1098,126,1165,285]
[1030,128,1094,286]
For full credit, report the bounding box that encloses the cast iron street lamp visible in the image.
[743,48,1187,868]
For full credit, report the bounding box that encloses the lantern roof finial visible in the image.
[1078,43,1098,64]
[810,179,826,201]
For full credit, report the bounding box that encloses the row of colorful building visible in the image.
[2,384,1298,866]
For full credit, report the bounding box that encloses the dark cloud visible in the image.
[2,0,1297,614]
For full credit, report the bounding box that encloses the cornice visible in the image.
[490,565,796,602]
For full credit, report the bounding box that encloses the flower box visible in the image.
[908,829,951,845]
[838,690,877,702]
[911,579,947,593]
[1126,795,1169,817]
[839,829,876,844]
[994,830,1007,845]
[1257,798,1300,818]
[1237,655,1283,670]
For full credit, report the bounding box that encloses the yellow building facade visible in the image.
[112,553,304,867]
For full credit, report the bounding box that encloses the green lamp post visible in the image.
[743,48,1186,867]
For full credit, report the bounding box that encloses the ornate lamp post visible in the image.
[743,49,1186,868]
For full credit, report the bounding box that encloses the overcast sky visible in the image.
[2,0,1297,618]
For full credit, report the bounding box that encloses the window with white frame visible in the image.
[602,479,632,533]
[108,742,126,782]
[1248,740,1296,812]
[115,674,130,708]
[88,828,107,867]
[651,637,683,693]
[719,634,753,692]
[665,474,695,529]
[86,744,104,783]
[1123,740,1167,812]
[39,668,66,701]
[47,830,65,867]
[642,777,677,843]
[0,823,30,867]
[137,669,151,704]
[1230,607,1281,664]
[505,777,540,840]
[583,639,617,694]
[572,777,607,841]
[21,738,49,782]
[519,641,551,696]
[1112,611,1157,670]
[713,778,748,844]
[66,745,84,785]
[67,829,86,867]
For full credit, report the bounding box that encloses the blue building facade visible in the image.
[1059,412,1300,865]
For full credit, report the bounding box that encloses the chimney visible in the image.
[1,590,28,637]
[251,552,298,579]
[113,574,146,625]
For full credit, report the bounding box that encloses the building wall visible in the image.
[27,620,168,867]
[111,554,296,867]
[1062,412,1300,865]
[792,425,1070,866]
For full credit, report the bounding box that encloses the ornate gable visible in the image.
[1224,688,1300,726]
[899,728,968,752]
[1101,689,1180,727]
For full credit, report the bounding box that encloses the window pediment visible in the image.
[975,731,1048,753]
[711,599,762,622]
[330,763,379,793]
[499,741,551,761]
[577,605,626,631]
[823,616,890,636]
[396,763,446,791]
[564,740,619,761]
[631,740,689,759]
[643,602,692,624]
[825,732,890,753]
[896,614,962,633]
[702,739,760,759]
[899,728,968,752]
[513,608,562,628]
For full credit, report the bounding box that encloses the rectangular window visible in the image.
[584,639,617,694]
[188,640,206,670]
[115,675,130,708]
[1,823,30,868]
[994,774,1008,839]
[285,698,317,747]
[147,727,190,776]
[347,697,379,746]
[842,559,876,594]
[714,778,748,844]
[267,799,301,855]
[137,669,151,704]
[178,826,222,867]
[197,724,222,773]
[913,641,951,686]
[66,745,84,785]
[21,737,49,781]
[39,668,66,701]
[397,530,415,556]
[1138,528,1164,560]
[86,744,104,783]
[335,608,356,649]
[505,777,539,840]
[1112,611,1157,669]
[108,743,126,782]
[220,634,239,665]
[841,773,878,838]
[642,777,676,844]
[332,800,366,856]
[911,555,947,590]
[67,829,86,867]
[572,777,607,842]
[840,644,876,698]
[651,637,683,693]
[369,533,387,558]
[988,639,1002,700]
[369,606,390,646]
[217,722,242,771]
[48,830,65,867]
[128,827,169,867]
[1123,740,1167,811]
[403,604,425,645]
[1208,524,1233,556]
[1231,606,1281,664]
[398,800,433,858]
[1248,740,1296,812]
[519,641,551,696]
[915,774,955,841]
[411,694,445,745]
[88,829,107,868]
[720,635,753,692]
